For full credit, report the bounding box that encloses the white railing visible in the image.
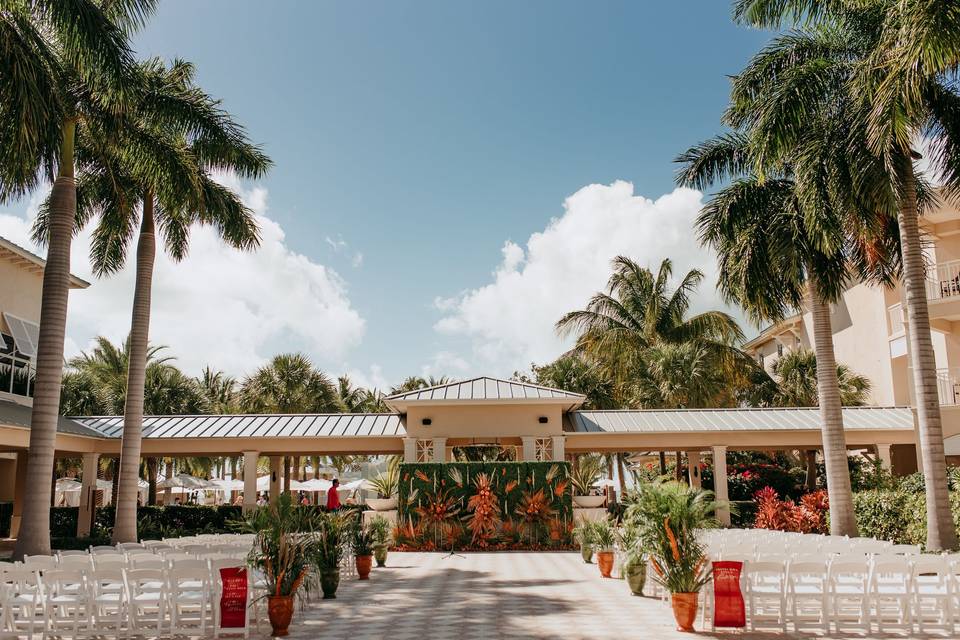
[887,303,904,335]
[936,367,960,406]
[926,259,960,300]
[0,352,35,399]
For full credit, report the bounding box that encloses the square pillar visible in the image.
[521,437,537,462]
[77,453,100,538]
[403,437,417,463]
[711,446,730,526]
[431,438,447,463]
[242,451,259,513]
[269,456,282,506]
[688,451,701,489]
[283,456,291,495]
[551,436,566,462]
[876,444,892,471]
[10,451,28,538]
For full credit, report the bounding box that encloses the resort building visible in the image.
[742,198,960,463]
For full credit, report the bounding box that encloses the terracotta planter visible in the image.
[320,568,340,599]
[624,559,646,596]
[374,544,388,567]
[596,550,614,577]
[671,592,699,632]
[356,554,373,579]
[267,595,294,636]
[580,543,593,563]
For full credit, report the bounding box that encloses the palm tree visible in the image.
[197,367,239,414]
[388,375,450,396]
[337,375,389,413]
[769,349,871,408]
[556,256,750,407]
[2,0,152,560]
[523,354,618,410]
[240,353,345,413]
[730,0,960,549]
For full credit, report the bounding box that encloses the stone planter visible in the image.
[268,595,294,636]
[573,495,605,508]
[366,497,398,511]
[579,543,593,564]
[596,550,614,578]
[624,559,646,595]
[671,592,699,632]
[320,568,340,599]
[374,544,388,567]
[356,555,373,580]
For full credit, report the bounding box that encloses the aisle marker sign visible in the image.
[219,567,248,628]
[711,560,746,628]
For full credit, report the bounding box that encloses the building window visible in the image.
[535,438,552,462]
[777,343,784,357]
[416,439,434,463]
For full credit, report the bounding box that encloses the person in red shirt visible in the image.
[326,478,341,510]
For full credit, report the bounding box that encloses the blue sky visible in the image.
[2,1,772,388]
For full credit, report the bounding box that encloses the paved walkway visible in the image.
[280,551,941,640]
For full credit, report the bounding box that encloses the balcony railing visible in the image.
[936,367,960,406]
[888,303,904,335]
[926,259,960,300]
[0,352,35,400]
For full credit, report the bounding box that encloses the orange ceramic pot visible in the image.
[356,554,373,580]
[671,592,699,632]
[596,550,614,578]
[268,595,295,636]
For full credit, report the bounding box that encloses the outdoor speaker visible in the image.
[422,418,432,426]
[538,416,548,424]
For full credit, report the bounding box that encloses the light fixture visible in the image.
[538,416,548,424]
[422,418,432,426]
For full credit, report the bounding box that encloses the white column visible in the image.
[269,456,282,506]
[551,436,566,462]
[712,446,730,526]
[521,437,537,462]
[431,438,447,463]
[242,451,259,513]
[76,453,100,537]
[687,451,701,489]
[403,437,417,463]
[876,444,893,471]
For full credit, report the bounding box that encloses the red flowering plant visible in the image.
[464,472,502,546]
[752,486,828,534]
[514,489,557,547]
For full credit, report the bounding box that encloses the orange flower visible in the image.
[553,480,568,497]
[505,480,518,493]
[664,517,681,562]
[650,557,665,578]
[415,470,429,482]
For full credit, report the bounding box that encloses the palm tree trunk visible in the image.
[805,450,817,492]
[895,155,958,550]
[146,458,158,506]
[112,194,156,543]
[659,451,667,475]
[808,278,858,536]
[675,451,683,482]
[12,119,78,561]
[616,453,628,495]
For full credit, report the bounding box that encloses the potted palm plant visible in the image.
[591,519,616,578]
[352,521,374,579]
[626,481,718,632]
[571,455,605,508]
[315,511,348,599]
[572,517,595,563]
[618,522,646,596]
[367,458,400,511]
[241,493,318,636]
[369,515,391,567]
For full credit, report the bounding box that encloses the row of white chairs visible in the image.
[0,558,253,639]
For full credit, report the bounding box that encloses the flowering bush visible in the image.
[753,486,829,534]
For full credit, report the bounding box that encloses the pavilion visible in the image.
[0,376,923,537]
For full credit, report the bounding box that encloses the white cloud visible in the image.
[0,175,366,376]
[420,351,470,379]
[343,363,389,392]
[432,181,727,375]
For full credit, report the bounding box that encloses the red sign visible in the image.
[711,561,746,628]
[219,567,248,628]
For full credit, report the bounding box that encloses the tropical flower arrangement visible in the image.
[396,461,574,551]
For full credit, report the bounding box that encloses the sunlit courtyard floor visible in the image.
[273,552,951,640]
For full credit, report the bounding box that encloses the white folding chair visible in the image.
[117,542,145,553]
[870,558,913,633]
[828,559,871,633]
[890,544,922,556]
[23,555,57,572]
[92,554,127,570]
[168,562,213,636]
[786,560,829,633]
[129,555,165,570]
[0,566,44,637]
[89,567,127,637]
[182,544,211,556]
[90,545,121,556]
[912,555,955,634]
[42,569,92,638]
[124,568,168,636]
[745,561,787,632]
[57,555,93,571]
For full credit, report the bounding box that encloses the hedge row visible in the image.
[853,490,960,547]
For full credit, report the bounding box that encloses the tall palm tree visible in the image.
[197,367,238,414]
[524,354,618,410]
[240,353,345,413]
[2,0,152,561]
[388,375,451,396]
[556,256,750,407]
[770,349,872,408]
[730,0,960,549]
[33,58,269,542]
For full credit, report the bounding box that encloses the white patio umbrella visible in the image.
[211,478,245,492]
[593,478,617,488]
[339,479,373,492]
[157,473,217,490]
[296,478,332,492]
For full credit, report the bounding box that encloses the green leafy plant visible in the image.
[571,455,603,495]
[369,515,391,546]
[314,511,350,570]
[369,457,400,498]
[572,518,595,546]
[590,519,616,551]
[351,521,374,556]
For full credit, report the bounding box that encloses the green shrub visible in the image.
[853,490,960,547]
[50,506,79,537]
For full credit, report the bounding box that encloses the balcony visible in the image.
[926,259,960,300]
[888,303,904,335]
[937,368,960,406]
[0,352,35,403]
